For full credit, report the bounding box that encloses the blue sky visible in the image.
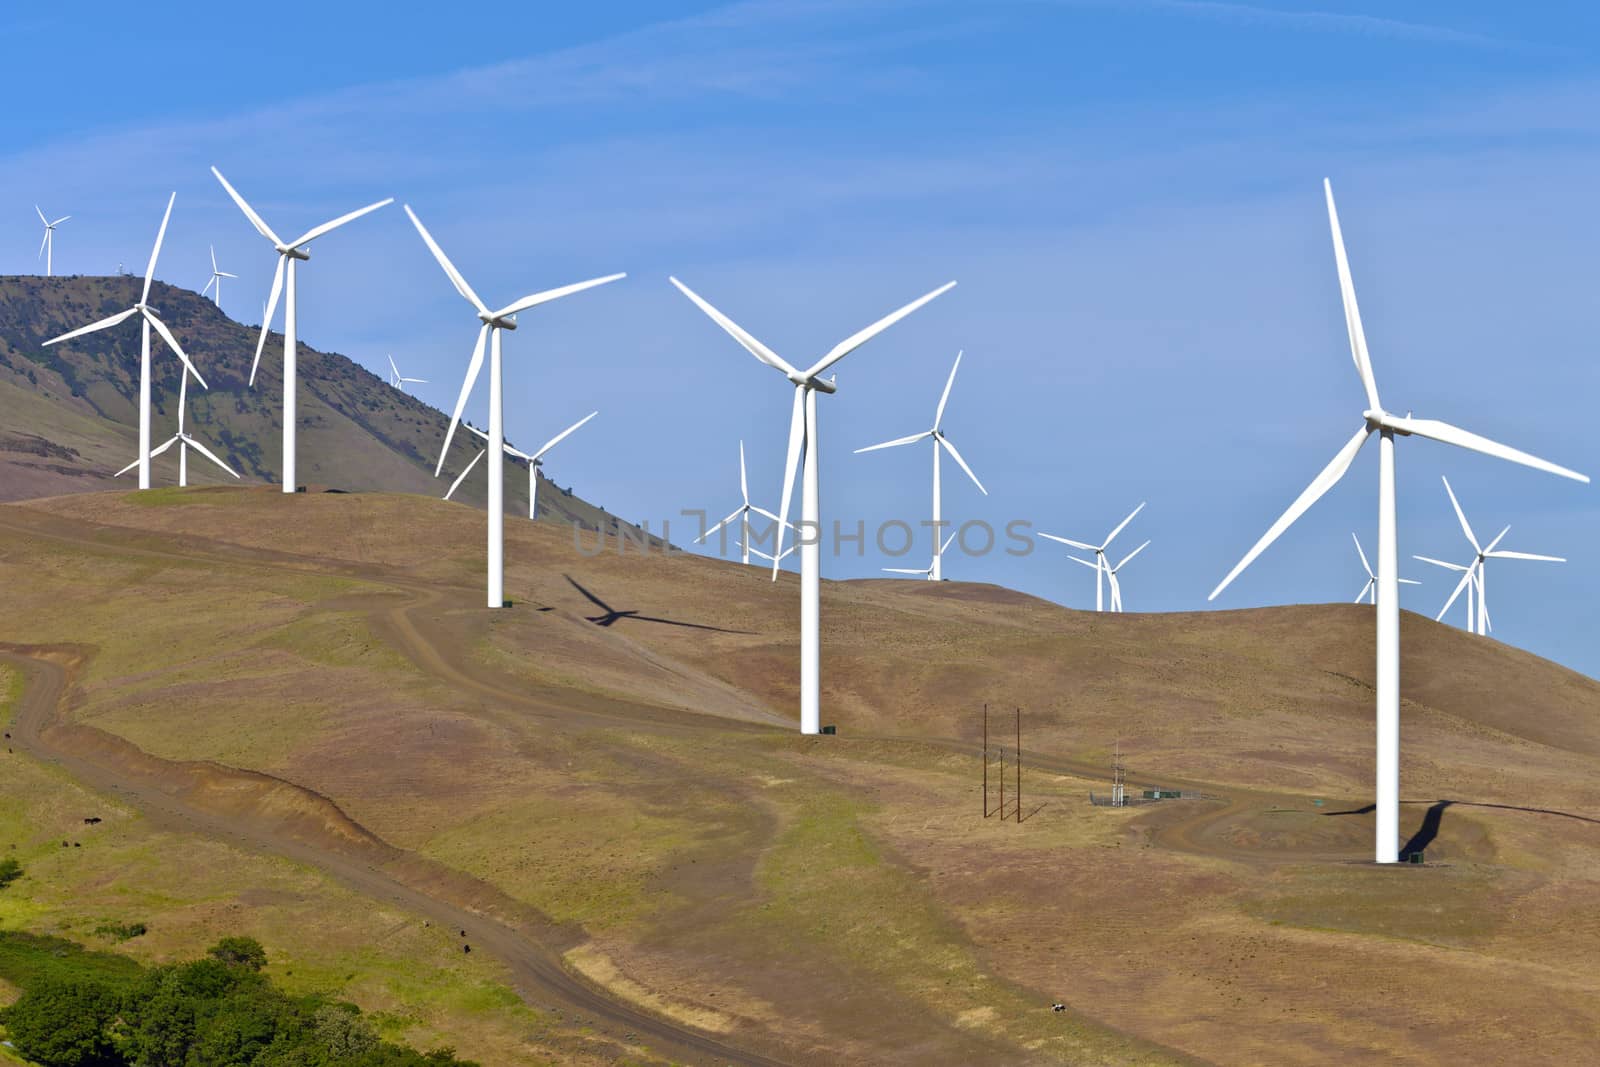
[4,1,1600,676]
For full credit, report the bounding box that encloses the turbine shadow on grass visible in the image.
[1323,798,1600,859]
[562,575,753,634]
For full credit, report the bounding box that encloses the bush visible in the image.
[91,921,147,942]
[207,936,268,971]
[0,979,121,1067]
[0,856,21,889]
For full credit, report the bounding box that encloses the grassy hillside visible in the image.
[1,488,1598,1065]
[0,275,631,537]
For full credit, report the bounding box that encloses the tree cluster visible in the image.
[0,937,477,1067]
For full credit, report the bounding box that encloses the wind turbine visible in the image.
[387,354,428,392]
[670,275,957,734]
[201,246,237,311]
[854,350,987,580]
[699,441,790,565]
[43,193,206,489]
[211,165,393,493]
[883,530,958,579]
[1208,178,1589,865]
[115,364,239,487]
[1413,476,1565,635]
[405,204,623,608]
[1067,539,1149,612]
[1352,533,1419,605]
[464,411,597,519]
[1040,503,1145,611]
[36,207,69,276]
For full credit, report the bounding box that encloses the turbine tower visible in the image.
[201,246,237,311]
[387,354,428,393]
[43,193,206,489]
[1414,476,1565,635]
[115,364,239,487]
[1352,533,1419,604]
[406,204,623,608]
[465,411,597,519]
[854,350,987,580]
[1067,539,1149,612]
[1041,503,1145,611]
[699,441,789,565]
[211,165,393,493]
[1208,179,1588,864]
[36,207,69,276]
[670,275,957,734]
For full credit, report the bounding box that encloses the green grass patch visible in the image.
[0,931,144,993]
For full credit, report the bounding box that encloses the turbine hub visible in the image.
[804,374,837,394]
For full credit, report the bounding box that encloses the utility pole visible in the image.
[1112,739,1125,808]
[1015,706,1022,824]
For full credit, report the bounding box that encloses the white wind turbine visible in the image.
[1208,178,1589,864]
[115,364,239,487]
[854,350,987,580]
[883,530,958,579]
[1067,539,1149,612]
[699,441,791,566]
[462,412,597,519]
[211,166,393,494]
[1352,533,1419,605]
[388,354,428,393]
[1413,476,1565,636]
[43,193,206,490]
[670,275,957,734]
[201,246,237,311]
[1041,503,1145,612]
[36,207,70,276]
[406,205,624,608]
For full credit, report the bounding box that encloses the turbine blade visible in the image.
[1209,424,1373,601]
[210,245,218,273]
[37,229,48,259]
[934,350,962,430]
[530,411,599,462]
[437,325,490,476]
[1487,550,1565,562]
[202,276,217,297]
[883,568,930,575]
[251,255,286,386]
[668,277,801,377]
[773,385,807,571]
[1114,539,1151,572]
[51,215,71,226]
[493,273,626,320]
[35,205,48,225]
[466,424,488,441]
[291,197,394,248]
[1440,476,1480,553]
[1482,524,1511,554]
[1436,565,1477,622]
[142,192,176,305]
[1355,580,1373,604]
[854,430,930,454]
[1413,555,1469,571]
[739,440,749,505]
[1399,578,1422,585]
[941,529,958,553]
[210,166,284,245]
[1067,555,1100,570]
[1040,532,1097,552]
[699,505,748,543]
[185,436,239,477]
[114,457,139,477]
[43,306,138,346]
[937,435,987,495]
[1385,415,1589,483]
[388,354,400,379]
[143,311,207,390]
[1103,501,1146,548]
[1324,179,1382,411]
[1352,532,1374,579]
[750,505,792,528]
[148,435,179,459]
[804,281,957,379]
[402,205,490,315]
[445,450,485,501]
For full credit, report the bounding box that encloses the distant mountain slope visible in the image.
[0,275,629,531]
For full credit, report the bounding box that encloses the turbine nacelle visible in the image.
[477,310,518,331]
[273,244,313,261]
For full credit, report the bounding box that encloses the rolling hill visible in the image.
[0,274,633,535]
[2,486,1598,1065]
